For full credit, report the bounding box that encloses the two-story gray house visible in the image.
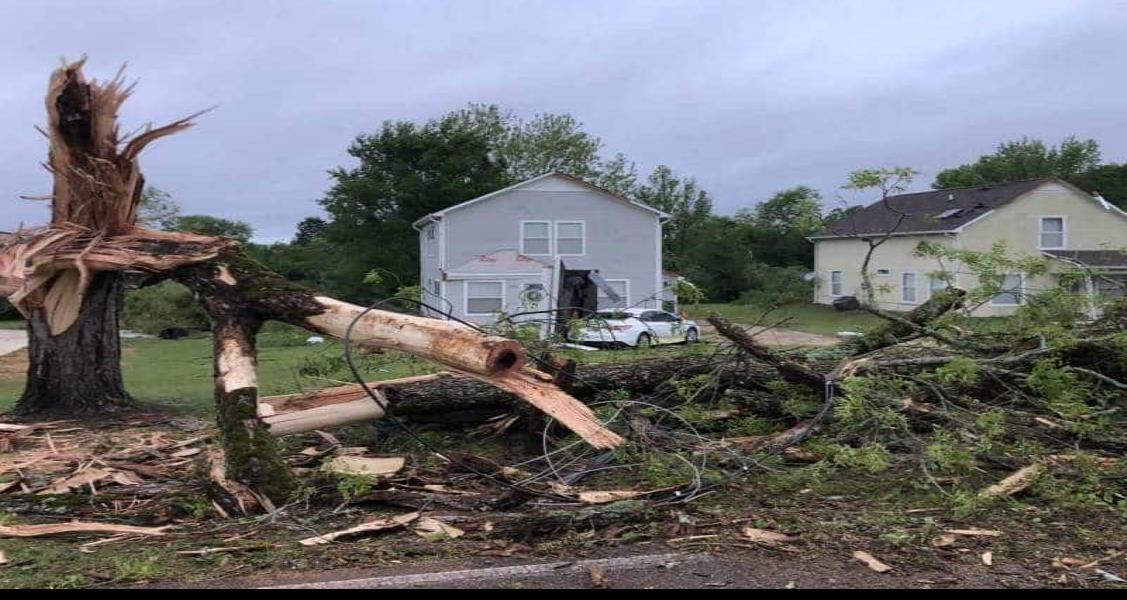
[413,173,674,329]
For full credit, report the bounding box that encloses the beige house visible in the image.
[809,179,1127,316]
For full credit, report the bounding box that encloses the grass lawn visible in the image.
[0,320,24,330]
[0,322,705,417]
[684,302,883,336]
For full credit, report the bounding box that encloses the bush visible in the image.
[735,262,812,307]
[123,281,209,334]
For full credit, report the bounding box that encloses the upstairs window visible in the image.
[555,221,585,255]
[521,221,551,255]
[1039,217,1065,249]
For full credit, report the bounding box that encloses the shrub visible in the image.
[735,262,812,307]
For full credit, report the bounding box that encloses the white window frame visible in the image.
[464,280,505,316]
[829,271,843,297]
[425,224,437,258]
[901,272,918,304]
[596,279,630,310]
[554,220,586,257]
[520,220,552,256]
[1038,216,1066,250]
[990,273,1025,306]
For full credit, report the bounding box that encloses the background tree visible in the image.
[933,137,1101,189]
[316,118,510,300]
[634,165,713,271]
[841,167,918,306]
[738,185,824,269]
[171,215,254,243]
[137,187,181,230]
[1070,163,1127,209]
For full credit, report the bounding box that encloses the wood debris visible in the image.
[414,517,465,541]
[39,467,142,495]
[578,490,646,505]
[742,527,795,545]
[321,456,406,478]
[981,552,993,566]
[0,521,171,538]
[0,551,8,567]
[978,464,1044,500]
[945,529,1002,537]
[853,550,893,573]
[298,512,419,546]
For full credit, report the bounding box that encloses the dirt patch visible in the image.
[698,324,839,347]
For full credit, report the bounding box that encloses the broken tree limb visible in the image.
[850,288,967,353]
[707,314,826,392]
[0,522,171,539]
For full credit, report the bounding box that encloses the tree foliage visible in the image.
[173,215,254,243]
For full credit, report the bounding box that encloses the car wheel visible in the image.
[635,332,652,348]
[685,328,699,344]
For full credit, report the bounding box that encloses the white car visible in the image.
[574,308,700,348]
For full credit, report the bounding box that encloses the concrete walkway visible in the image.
[0,330,28,357]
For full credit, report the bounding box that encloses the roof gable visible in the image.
[413,172,668,228]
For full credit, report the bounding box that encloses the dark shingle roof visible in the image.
[1043,250,1127,268]
[812,179,1051,238]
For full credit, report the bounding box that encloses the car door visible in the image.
[639,311,672,344]
[664,312,687,342]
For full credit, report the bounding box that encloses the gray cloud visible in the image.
[2,0,1124,240]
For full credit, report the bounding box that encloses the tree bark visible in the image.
[16,272,131,415]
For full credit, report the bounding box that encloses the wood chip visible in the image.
[0,522,171,538]
[0,550,8,566]
[170,448,202,458]
[945,529,1002,537]
[589,564,609,589]
[742,527,795,545]
[978,464,1044,500]
[577,490,646,505]
[38,468,141,495]
[414,517,465,541]
[981,552,993,566]
[322,456,405,478]
[931,534,957,548]
[299,512,419,546]
[0,424,30,433]
[853,550,893,573]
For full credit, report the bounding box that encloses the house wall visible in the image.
[812,235,957,313]
[440,184,662,324]
[418,221,444,317]
[813,182,1127,316]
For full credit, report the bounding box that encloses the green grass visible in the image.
[0,324,442,416]
[0,320,24,330]
[684,302,883,336]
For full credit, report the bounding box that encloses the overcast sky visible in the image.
[2,0,1125,241]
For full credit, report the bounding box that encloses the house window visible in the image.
[1039,217,1065,249]
[597,279,629,310]
[465,281,504,315]
[555,221,585,256]
[425,225,437,258]
[521,221,551,255]
[876,268,891,277]
[991,274,1024,306]
[830,271,843,297]
[901,272,918,304]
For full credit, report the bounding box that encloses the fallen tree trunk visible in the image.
[259,354,847,433]
[167,247,621,498]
